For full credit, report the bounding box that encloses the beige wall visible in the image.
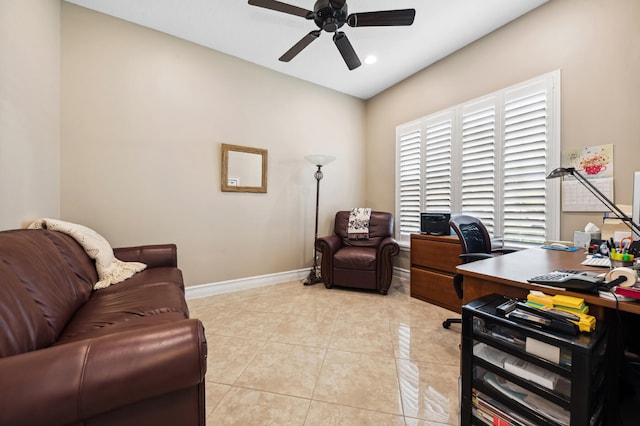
[366,0,640,269]
[5,0,639,285]
[61,4,366,286]
[0,0,60,229]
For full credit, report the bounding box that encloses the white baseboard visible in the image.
[185,268,310,300]
[185,266,410,300]
[394,266,410,283]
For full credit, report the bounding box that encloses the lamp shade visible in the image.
[546,167,575,179]
[305,155,336,167]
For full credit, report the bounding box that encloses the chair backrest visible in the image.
[333,211,394,247]
[449,215,492,262]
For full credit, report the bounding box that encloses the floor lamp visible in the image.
[303,154,336,286]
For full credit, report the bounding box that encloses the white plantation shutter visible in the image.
[396,71,560,246]
[424,114,453,213]
[460,101,496,234]
[503,82,550,247]
[397,122,422,241]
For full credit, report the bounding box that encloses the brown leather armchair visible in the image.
[316,211,400,294]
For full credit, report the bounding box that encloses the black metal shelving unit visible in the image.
[461,294,607,426]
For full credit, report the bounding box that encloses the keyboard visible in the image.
[528,270,604,293]
[581,255,611,268]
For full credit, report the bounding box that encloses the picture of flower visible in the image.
[562,144,613,179]
[579,147,609,175]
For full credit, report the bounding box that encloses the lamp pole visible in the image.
[303,155,335,286]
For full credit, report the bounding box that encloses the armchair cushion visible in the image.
[334,246,377,271]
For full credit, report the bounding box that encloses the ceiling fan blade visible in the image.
[248,0,313,19]
[279,30,321,62]
[333,32,361,70]
[347,9,416,27]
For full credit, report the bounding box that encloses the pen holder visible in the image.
[610,249,635,268]
[611,259,634,268]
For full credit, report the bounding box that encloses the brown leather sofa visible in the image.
[316,211,400,294]
[0,228,207,426]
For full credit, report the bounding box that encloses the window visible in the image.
[396,71,560,247]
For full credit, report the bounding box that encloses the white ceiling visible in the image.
[64,0,548,99]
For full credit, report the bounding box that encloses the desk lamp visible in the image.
[546,167,640,238]
[303,154,336,285]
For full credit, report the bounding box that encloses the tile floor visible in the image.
[187,279,461,425]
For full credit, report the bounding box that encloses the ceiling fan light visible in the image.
[249,0,416,71]
[364,55,377,65]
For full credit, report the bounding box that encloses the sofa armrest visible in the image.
[0,319,206,426]
[114,244,178,268]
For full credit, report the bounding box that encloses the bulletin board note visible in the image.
[562,178,614,212]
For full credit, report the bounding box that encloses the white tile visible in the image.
[187,280,461,424]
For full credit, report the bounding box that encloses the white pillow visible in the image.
[28,218,146,289]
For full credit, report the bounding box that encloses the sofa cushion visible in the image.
[57,281,189,344]
[113,267,184,292]
[0,230,94,356]
[56,311,188,345]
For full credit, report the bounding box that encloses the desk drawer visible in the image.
[411,238,462,274]
[410,267,461,313]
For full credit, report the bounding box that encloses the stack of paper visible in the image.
[552,294,586,311]
[527,291,595,332]
[483,372,570,425]
[503,358,560,390]
[527,290,553,307]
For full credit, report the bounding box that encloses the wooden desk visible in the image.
[457,247,640,318]
[457,247,639,423]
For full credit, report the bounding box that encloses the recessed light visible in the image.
[364,55,377,65]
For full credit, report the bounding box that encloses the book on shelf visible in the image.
[471,407,493,425]
[472,390,529,426]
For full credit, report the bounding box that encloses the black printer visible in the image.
[420,212,451,236]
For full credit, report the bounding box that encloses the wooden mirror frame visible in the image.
[221,143,268,193]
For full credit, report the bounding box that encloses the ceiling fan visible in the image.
[248,0,416,70]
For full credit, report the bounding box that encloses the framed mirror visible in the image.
[221,143,268,193]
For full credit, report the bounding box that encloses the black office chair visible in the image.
[442,214,519,329]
